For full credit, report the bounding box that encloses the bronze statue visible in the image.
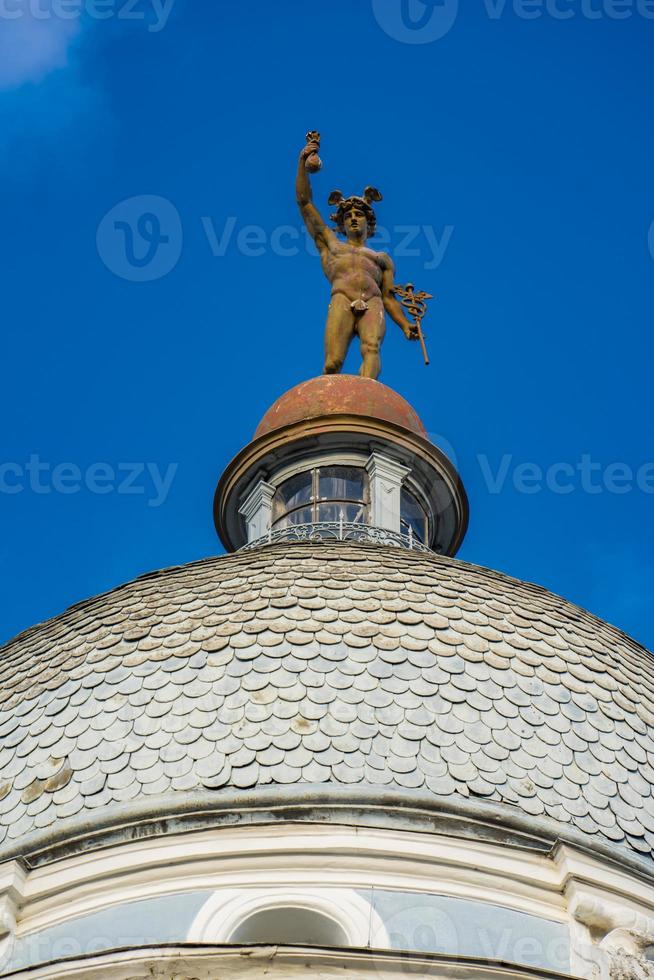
[296,132,428,381]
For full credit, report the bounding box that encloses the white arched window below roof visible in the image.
[187,888,388,949]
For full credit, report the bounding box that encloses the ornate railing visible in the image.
[240,521,432,554]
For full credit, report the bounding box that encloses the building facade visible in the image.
[0,375,653,980]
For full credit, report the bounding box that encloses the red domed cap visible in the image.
[254,375,428,440]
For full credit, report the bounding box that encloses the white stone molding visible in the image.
[187,886,387,948]
[571,896,654,949]
[569,915,603,980]
[561,860,654,930]
[18,825,566,937]
[0,861,27,976]
[365,452,411,532]
[0,943,572,980]
[0,861,26,939]
[238,480,276,542]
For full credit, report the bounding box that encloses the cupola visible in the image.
[214,374,468,556]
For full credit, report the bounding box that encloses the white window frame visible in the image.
[187,886,389,949]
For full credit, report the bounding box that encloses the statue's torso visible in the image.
[321,240,385,303]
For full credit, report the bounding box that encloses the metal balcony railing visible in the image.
[239,520,432,554]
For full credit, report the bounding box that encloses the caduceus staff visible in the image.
[392,283,433,366]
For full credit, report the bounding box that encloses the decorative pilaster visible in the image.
[365,452,410,534]
[239,480,276,543]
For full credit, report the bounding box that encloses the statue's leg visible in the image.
[324,294,354,374]
[357,299,386,380]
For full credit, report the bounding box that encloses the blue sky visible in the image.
[1,0,652,650]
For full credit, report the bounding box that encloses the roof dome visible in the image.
[0,543,652,868]
[254,375,428,439]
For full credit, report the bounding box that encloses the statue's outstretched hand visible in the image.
[403,322,420,341]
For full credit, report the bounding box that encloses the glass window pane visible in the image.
[316,502,341,524]
[318,466,365,502]
[278,506,314,528]
[344,502,367,524]
[401,489,428,542]
[317,501,367,524]
[273,472,312,521]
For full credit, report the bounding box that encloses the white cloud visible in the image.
[0,5,82,90]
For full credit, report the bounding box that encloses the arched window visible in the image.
[188,888,387,949]
[229,906,348,947]
[273,466,369,528]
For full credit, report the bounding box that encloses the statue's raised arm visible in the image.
[296,132,334,252]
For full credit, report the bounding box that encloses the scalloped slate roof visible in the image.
[0,543,653,860]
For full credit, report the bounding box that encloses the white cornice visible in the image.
[16,823,564,936]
